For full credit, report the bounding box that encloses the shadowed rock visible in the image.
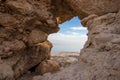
[0,0,120,80]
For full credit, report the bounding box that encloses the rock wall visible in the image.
[33,10,120,80]
[78,11,120,80]
[0,0,120,80]
[0,0,59,79]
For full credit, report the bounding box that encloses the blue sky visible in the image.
[48,17,88,52]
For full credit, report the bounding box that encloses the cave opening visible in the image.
[48,16,88,53]
[48,17,88,67]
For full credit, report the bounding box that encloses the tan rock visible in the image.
[0,63,14,80]
[32,8,120,80]
[35,60,60,75]
[0,13,17,27]
[0,40,26,58]
[66,0,120,18]
[6,0,33,15]
[81,14,98,27]
[29,29,48,45]
[0,0,120,80]
[51,52,79,68]
[13,41,52,77]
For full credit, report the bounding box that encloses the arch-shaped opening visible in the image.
[48,16,88,53]
[48,17,88,67]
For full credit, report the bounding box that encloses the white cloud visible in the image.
[48,32,88,52]
[70,26,87,31]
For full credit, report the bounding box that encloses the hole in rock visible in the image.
[48,17,88,67]
[48,17,88,53]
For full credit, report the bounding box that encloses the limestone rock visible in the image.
[0,40,26,58]
[0,62,14,80]
[0,0,57,79]
[0,13,17,27]
[35,60,60,75]
[13,40,52,78]
[55,0,120,23]
[81,14,98,27]
[6,0,33,15]
[0,0,120,80]
[29,29,48,45]
[32,8,120,80]
[51,52,79,68]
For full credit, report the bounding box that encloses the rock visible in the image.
[35,60,60,75]
[0,0,120,80]
[33,75,43,80]
[51,52,79,68]
[29,29,48,45]
[0,0,59,79]
[0,13,17,27]
[46,19,57,27]
[66,0,120,18]
[0,63,14,80]
[6,0,33,15]
[81,14,98,27]
[13,41,52,78]
[0,40,26,58]
[32,11,120,80]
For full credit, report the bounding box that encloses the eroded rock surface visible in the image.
[35,59,60,75]
[51,52,79,68]
[0,0,58,79]
[0,0,120,80]
[33,10,120,80]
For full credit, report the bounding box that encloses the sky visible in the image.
[48,17,88,52]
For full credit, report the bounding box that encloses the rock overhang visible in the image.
[0,0,120,80]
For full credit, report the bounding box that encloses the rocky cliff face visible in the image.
[0,0,59,79]
[0,0,120,80]
[33,10,120,80]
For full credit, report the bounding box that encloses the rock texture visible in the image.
[0,0,120,80]
[54,0,120,22]
[0,0,58,79]
[51,52,79,68]
[33,10,120,80]
[35,59,60,75]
